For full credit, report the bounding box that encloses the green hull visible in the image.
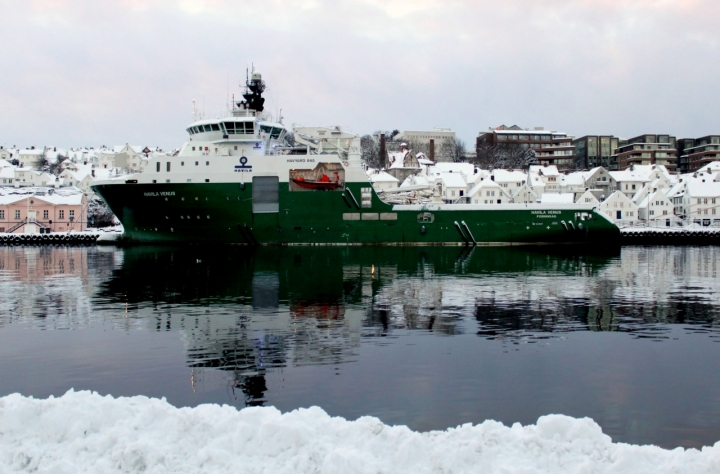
[92,182,620,245]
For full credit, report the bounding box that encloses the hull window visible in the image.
[253,176,279,213]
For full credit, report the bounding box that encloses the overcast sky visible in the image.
[1,0,718,150]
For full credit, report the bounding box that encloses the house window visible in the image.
[0,210,4,219]
[43,210,48,220]
[15,210,20,219]
[59,210,64,219]
[69,210,75,219]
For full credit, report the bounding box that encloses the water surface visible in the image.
[1,244,719,449]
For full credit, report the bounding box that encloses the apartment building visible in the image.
[677,135,720,173]
[572,135,619,169]
[477,125,576,169]
[611,134,677,171]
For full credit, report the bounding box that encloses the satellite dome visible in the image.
[251,72,262,81]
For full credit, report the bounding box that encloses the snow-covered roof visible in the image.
[468,178,502,196]
[0,167,15,179]
[697,161,720,174]
[19,149,44,156]
[492,169,526,183]
[540,193,575,204]
[608,170,651,183]
[113,145,143,154]
[575,190,599,204]
[529,165,560,177]
[369,171,399,183]
[439,172,467,188]
[602,190,638,206]
[429,163,475,177]
[686,181,720,198]
[0,186,84,205]
[560,172,586,187]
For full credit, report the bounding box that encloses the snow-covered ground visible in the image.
[1,391,719,473]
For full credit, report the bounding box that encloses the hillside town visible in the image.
[366,126,720,227]
[1,125,719,236]
[0,144,173,234]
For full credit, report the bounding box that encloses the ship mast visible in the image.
[237,69,265,112]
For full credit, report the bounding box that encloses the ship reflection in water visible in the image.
[1,244,720,448]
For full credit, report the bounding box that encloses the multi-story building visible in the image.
[394,129,456,162]
[677,135,720,173]
[477,125,575,169]
[611,134,677,171]
[572,135,619,169]
[0,188,87,233]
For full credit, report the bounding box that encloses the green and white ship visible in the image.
[91,72,620,245]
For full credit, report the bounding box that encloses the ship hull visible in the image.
[92,181,620,245]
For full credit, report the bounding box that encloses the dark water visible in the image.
[1,244,720,449]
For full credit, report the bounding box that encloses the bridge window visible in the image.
[211,124,220,131]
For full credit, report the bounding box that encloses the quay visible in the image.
[0,233,99,245]
[620,226,720,244]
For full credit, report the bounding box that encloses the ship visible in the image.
[91,72,620,245]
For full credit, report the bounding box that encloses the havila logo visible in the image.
[234,156,252,173]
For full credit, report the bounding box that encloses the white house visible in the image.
[610,167,653,200]
[512,183,538,204]
[468,178,510,205]
[637,190,673,221]
[581,167,617,198]
[683,181,720,223]
[599,190,639,223]
[528,165,560,196]
[575,190,600,206]
[0,148,13,162]
[14,168,53,187]
[439,172,468,203]
[492,170,526,194]
[111,145,145,172]
[18,149,45,169]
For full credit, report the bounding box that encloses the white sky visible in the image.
[0,0,718,149]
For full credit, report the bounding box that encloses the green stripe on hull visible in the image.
[93,182,620,245]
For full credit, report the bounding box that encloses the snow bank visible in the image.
[1,391,719,473]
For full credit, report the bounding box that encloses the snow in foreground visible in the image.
[1,391,719,473]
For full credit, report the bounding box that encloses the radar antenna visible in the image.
[237,68,265,112]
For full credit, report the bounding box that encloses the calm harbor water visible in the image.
[1,244,720,449]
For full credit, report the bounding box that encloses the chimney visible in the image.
[429,139,435,162]
[380,134,387,168]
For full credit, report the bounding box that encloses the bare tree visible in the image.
[360,134,382,169]
[474,143,537,170]
[441,137,467,163]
